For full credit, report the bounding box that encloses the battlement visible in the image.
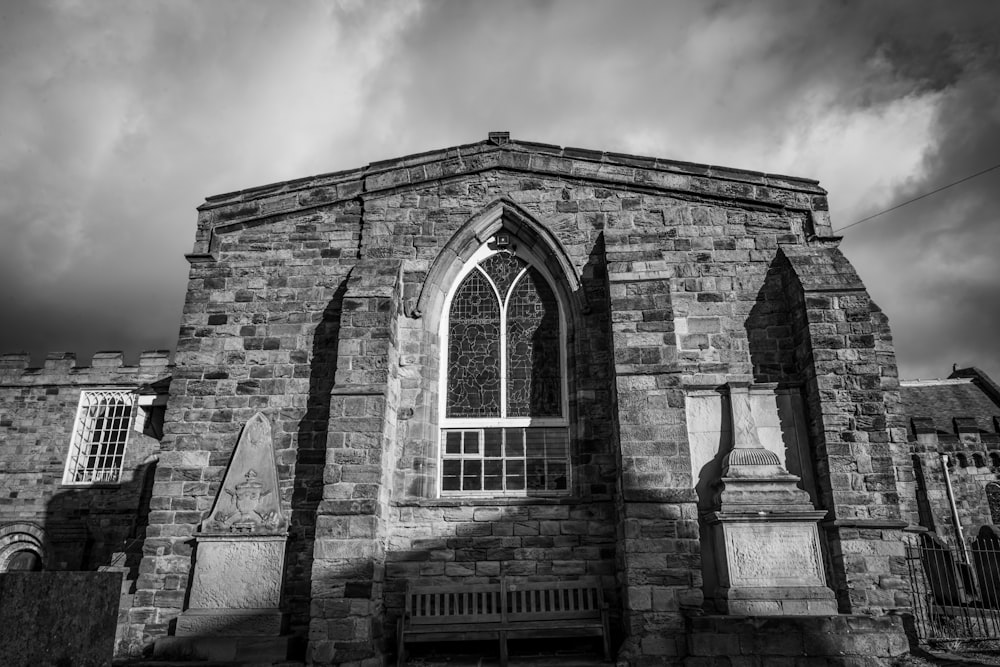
[0,350,173,386]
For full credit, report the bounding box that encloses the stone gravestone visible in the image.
[972,525,1000,607]
[155,413,293,661]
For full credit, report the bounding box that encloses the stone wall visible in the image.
[129,137,911,663]
[911,417,1000,545]
[0,351,170,571]
[130,201,362,651]
[0,571,123,666]
[685,615,908,666]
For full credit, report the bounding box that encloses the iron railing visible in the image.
[907,533,1000,640]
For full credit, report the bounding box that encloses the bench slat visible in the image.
[399,577,609,667]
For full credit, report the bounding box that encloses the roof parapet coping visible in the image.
[197,133,827,212]
[0,352,31,371]
[950,366,1000,405]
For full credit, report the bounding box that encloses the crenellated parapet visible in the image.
[0,350,172,386]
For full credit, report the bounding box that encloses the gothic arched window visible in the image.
[987,482,1000,525]
[440,243,568,496]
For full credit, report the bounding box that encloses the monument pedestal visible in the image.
[707,511,837,615]
[705,383,837,616]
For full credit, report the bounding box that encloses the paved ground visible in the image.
[117,645,1000,666]
[896,647,1000,666]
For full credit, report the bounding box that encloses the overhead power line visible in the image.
[834,161,1000,232]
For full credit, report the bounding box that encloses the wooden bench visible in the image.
[397,577,610,666]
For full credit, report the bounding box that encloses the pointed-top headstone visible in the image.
[202,412,286,535]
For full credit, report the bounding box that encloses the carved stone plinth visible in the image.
[185,535,285,613]
[706,512,837,615]
[175,534,288,637]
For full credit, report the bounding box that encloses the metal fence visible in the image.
[907,532,1000,640]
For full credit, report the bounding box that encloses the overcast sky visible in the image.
[1,0,998,384]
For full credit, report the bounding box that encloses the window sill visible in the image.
[392,496,610,507]
[58,483,122,490]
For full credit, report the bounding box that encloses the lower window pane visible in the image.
[506,459,525,490]
[527,458,545,490]
[484,429,503,457]
[442,459,461,491]
[445,431,462,454]
[484,460,503,490]
[464,431,480,454]
[505,428,524,456]
[463,460,482,490]
[547,461,568,490]
[525,428,545,458]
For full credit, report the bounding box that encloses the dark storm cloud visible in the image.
[835,7,1000,380]
[0,0,419,364]
[1,0,998,381]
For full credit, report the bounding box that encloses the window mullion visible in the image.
[499,286,507,420]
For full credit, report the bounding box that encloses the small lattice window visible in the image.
[63,390,135,484]
[441,244,569,496]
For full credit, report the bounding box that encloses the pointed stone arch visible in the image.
[412,199,588,330]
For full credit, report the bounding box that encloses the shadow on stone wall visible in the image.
[745,257,796,386]
[286,282,347,640]
[384,502,620,663]
[912,456,937,532]
[42,458,157,572]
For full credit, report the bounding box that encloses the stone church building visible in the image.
[2,133,1000,665]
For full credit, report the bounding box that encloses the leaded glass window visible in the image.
[441,246,568,496]
[447,271,501,417]
[63,390,134,484]
[507,269,561,417]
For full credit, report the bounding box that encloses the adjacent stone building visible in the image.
[2,133,1000,665]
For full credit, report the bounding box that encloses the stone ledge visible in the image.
[393,497,611,507]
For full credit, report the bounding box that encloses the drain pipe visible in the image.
[941,454,969,563]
